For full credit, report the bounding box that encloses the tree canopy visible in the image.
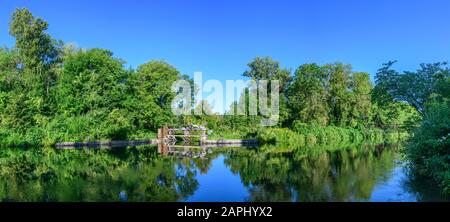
[374,61,450,115]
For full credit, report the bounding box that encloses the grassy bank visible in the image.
[256,125,408,147]
[0,126,157,148]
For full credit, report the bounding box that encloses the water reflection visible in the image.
[0,144,446,202]
[223,144,396,201]
[0,146,199,201]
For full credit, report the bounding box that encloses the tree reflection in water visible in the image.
[0,146,198,201]
[222,144,399,201]
[0,143,445,201]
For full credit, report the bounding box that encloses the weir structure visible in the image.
[157,125,207,145]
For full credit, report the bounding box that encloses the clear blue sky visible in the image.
[1,0,449,111]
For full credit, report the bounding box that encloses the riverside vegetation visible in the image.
[0,8,448,195]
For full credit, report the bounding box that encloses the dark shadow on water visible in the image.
[401,165,448,202]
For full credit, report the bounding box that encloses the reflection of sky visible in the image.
[185,155,249,202]
[369,166,418,202]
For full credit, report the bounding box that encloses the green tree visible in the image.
[57,48,128,115]
[324,63,352,126]
[243,57,291,90]
[406,76,450,195]
[287,63,329,126]
[0,48,20,90]
[243,57,292,126]
[374,61,450,115]
[128,61,183,130]
[53,48,131,140]
[347,72,372,127]
[374,61,449,195]
[9,8,61,99]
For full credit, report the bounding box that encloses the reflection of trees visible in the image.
[223,144,397,201]
[401,168,449,202]
[0,146,199,201]
[2,144,443,202]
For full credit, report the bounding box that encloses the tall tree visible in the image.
[287,63,329,126]
[374,61,450,115]
[130,61,183,130]
[325,63,352,126]
[347,72,372,127]
[9,8,60,98]
[243,57,292,126]
[243,57,291,90]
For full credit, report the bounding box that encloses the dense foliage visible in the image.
[374,62,450,195]
[256,124,405,148]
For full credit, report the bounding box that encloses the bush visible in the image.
[257,128,305,146]
[406,100,450,195]
[256,121,408,149]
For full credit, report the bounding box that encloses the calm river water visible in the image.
[0,144,447,201]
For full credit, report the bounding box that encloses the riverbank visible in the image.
[0,125,407,148]
[256,126,408,147]
[405,99,450,196]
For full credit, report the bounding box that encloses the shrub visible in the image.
[406,100,450,195]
